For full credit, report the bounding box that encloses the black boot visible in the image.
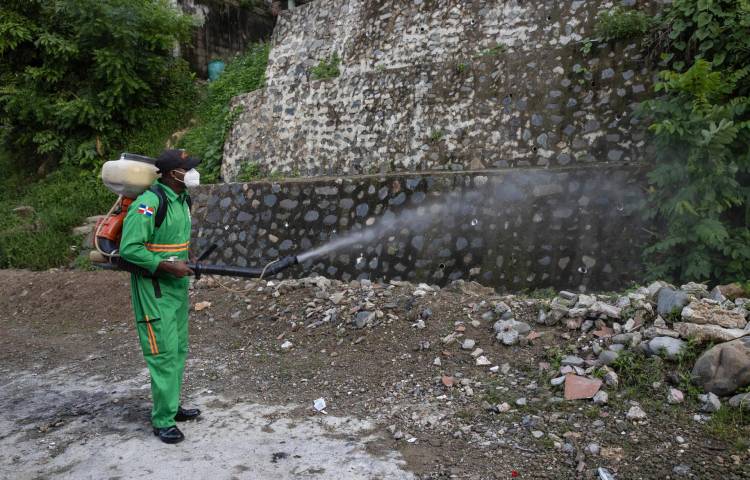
[174,406,201,422]
[153,425,184,444]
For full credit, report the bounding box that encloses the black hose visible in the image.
[109,255,299,280]
[188,255,298,279]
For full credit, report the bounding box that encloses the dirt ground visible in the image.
[0,269,748,480]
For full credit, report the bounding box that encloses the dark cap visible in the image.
[155,149,200,174]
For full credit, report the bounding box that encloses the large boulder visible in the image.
[657,288,690,317]
[692,337,750,396]
[681,301,747,329]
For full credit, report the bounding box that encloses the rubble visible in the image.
[182,274,750,475]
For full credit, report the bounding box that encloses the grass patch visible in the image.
[611,350,665,395]
[236,162,262,182]
[310,53,341,80]
[477,45,507,57]
[179,43,270,183]
[429,130,444,142]
[706,406,750,452]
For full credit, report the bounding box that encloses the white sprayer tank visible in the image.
[101,154,159,198]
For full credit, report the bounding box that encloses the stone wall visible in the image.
[176,0,274,77]
[191,165,649,292]
[222,0,664,179]
[265,0,658,84]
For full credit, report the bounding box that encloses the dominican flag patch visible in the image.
[138,204,155,217]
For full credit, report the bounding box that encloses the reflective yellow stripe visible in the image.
[144,315,156,354]
[147,323,159,355]
[145,241,190,253]
[146,246,189,252]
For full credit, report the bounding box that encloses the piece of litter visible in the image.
[194,301,211,311]
[406,437,417,443]
[313,398,327,412]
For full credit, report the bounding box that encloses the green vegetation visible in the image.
[179,43,270,183]
[611,350,665,395]
[0,0,194,170]
[310,53,341,80]
[0,152,114,269]
[594,6,656,42]
[706,405,750,451]
[236,162,262,182]
[638,0,750,283]
[477,45,507,57]
[581,6,655,54]
[429,130,444,142]
[455,62,468,74]
[0,0,197,270]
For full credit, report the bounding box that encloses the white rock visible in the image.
[591,301,622,319]
[648,337,686,360]
[576,294,596,308]
[281,341,294,350]
[433,357,442,366]
[585,443,601,456]
[515,397,527,406]
[475,355,491,366]
[497,402,511,412]
[461,339,476,350]
[667,388,684,405]
[699,392,721,413]
[499,329,519,345]
[592,391,609,405]
[626,405,647,420]
[471,348,484,358]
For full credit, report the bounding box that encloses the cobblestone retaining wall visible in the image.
[191,165,648,292]
[222,0,664,179]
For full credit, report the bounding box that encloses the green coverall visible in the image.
[120,180,192,428]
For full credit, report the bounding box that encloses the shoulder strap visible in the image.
[186,194,192,211]
[148,185,168,228]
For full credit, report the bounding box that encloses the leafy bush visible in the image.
[179,43,270,183]
[310,53,341,80]
[0,0,194,170]
[638,0,750,282]
[594,6,656,41]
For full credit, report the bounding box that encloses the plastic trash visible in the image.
[598,467,615,480]
[207,60,225,81]
[313,398,326,412]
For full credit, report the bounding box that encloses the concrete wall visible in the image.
[191,165,649,292]
[176,0,274,77]
[222,0,663,179]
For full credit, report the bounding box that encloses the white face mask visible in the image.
[182,168,200,187]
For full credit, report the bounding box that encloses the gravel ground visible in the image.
[0,269,748,479]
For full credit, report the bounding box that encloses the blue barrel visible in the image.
[207,60,225,81]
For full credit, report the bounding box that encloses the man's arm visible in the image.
[120,194,192,277]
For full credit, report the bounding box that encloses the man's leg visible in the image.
[135,314,180,428]
[175,298,189,395]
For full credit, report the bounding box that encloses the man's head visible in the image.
[155,149,201,191]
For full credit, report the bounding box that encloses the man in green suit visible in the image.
[120,149,202,444]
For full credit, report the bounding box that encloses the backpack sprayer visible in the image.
[89,153,299,279]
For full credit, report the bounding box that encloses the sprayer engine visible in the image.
[90,153,299,280]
